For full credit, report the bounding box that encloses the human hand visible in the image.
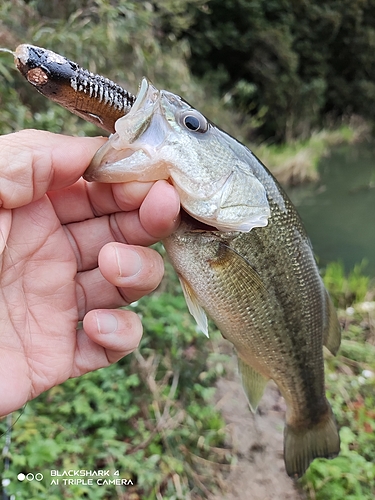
[0,129,180,416]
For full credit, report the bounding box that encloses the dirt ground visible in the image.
[210,362,306,500]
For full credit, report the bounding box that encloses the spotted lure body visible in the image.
[15,44,341,478]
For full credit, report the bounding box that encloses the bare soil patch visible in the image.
[210,361,306,500]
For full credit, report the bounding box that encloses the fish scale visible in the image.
[164,217,332,421]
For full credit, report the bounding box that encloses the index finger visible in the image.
[0,129,106,209]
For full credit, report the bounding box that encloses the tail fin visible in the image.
[284,412,340,478]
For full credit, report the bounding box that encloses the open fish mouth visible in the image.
[84,78,171,183]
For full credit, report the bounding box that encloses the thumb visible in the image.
[0,129,106,209]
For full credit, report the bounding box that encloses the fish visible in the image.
[14,44,341,478]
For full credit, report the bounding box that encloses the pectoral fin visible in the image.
[211,242,270,298]
[238,357,269,413]
[178,276,209,337]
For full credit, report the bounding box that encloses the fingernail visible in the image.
[115,247,142,278]
[96,312,118,334]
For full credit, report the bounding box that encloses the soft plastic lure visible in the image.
[13,44,136,133]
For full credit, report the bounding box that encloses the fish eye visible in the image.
[180,110,208,133]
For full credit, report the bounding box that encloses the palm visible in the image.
[0,197,79,410]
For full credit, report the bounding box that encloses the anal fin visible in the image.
[238,357,269,413]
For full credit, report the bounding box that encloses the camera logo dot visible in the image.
[17,473,43,482]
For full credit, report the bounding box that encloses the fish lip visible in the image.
[83,78,160,182]
[128,77,156,115]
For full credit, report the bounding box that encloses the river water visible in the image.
[286,142,375,276]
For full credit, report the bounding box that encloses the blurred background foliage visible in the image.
[0,0,211,136]
[182,0,375,142]
[0,1,375,499]
[2,0,375,143]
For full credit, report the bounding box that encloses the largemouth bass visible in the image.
[14,44,341,478]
